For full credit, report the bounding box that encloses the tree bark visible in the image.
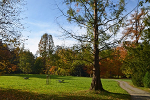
[90,0,104,91]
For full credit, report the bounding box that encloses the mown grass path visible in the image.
[0,74,131,100]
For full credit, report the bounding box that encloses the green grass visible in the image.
[0,74,130,100]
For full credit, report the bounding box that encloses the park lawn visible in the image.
[0,74,130,100]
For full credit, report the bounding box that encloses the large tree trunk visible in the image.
[90,0,104,91]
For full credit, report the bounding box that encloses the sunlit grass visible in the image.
[0,74,130,100]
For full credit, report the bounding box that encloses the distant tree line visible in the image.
[0,33,124,77]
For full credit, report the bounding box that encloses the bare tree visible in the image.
[0,0,25,47]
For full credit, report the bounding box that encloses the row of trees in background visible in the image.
[0,33,124,77]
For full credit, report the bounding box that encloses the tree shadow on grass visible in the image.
[0,88,131,100]
[101,91,131,100]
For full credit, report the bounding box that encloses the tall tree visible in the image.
[38,33,54,56]
[38,33,54,74]
[122,9,146,44]
[0,0,25,46]
[61,0,129,91]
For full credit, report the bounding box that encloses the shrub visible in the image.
[56,68,70,76]
[131,72,144,87]
[143,71,150,88]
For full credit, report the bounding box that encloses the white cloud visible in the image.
[27,21,51,28]
[24,38,39,54]
[24,36,77,55]
[23,28,78,55]
[22,21,86,54]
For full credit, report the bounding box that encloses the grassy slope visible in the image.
[0,74,130,100]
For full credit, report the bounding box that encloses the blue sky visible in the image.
[22,0,145,54]
[22,0,78,54]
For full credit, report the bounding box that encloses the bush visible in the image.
[131,72,144,87]
[56,68,70,76]
[143,71,150,88]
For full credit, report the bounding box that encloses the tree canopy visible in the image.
[60,0,131,91]
[19,50,35,74]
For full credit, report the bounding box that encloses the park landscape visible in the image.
[0,74,131,100]
[0,0,150,100]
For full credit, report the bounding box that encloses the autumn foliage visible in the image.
[0,41,18,74]
[122,9,146,44]
[100,48,126,78]
[49,66,57,75]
